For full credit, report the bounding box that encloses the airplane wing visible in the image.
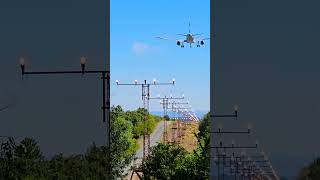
[156,36,170,40]
[192,33,203,36]
[156,36,183,42]
[194,37,210,41]
[200,37,210,40]
[177,34,187,36]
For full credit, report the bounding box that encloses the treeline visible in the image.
[141,112,210,180]
[0,105,162,179]
[298,158,320,180]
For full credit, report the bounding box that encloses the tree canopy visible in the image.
[0,105,162,179]
[298,159,320,180]
[141,112,210,180]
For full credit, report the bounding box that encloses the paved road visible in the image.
[135,120,169,159]
[124,121,171,178]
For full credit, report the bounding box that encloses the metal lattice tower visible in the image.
[150,95,184,144]
[116,79,174,159]
[142,82,150,158]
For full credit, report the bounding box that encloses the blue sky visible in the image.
[110,0,210,113]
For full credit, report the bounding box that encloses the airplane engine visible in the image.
[177,41,181,46]
[200,40,204,45]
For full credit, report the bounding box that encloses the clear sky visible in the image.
[110,0,210,113]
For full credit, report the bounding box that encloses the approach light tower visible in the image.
[164,101,190,120]
[19,56,111,177]
[116,78,175,159]
[149,94,184,144]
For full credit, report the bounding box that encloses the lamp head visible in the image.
[248,123,252,133]
[80,56,86,72]
[19,56,26,66]
[234,104,238,111]
[19,56,26,75]
[218,123,222,132]
[255,140,259,148]
[234,104,239,118]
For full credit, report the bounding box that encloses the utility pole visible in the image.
[116,79,174,159]
[149,95,184,144]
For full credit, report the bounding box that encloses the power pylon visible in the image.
[116,79,174,159]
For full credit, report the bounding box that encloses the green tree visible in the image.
[141,143,188,180]
[85,144,109,179]
[298,159,320,180]
[14,138,45,179]
[0,137,17,179]
[110,106,138,178]
[124,107,160,138]
[198,112,210,139]
[163,115,170,121]
[46,154,89,179]
[0,106,150,179]
[140,112,210,180]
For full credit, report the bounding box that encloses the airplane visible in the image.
[156,22,210,48]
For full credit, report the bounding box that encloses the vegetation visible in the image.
[141,112,210,180]
[0,105,162,179]
[124,107,159,138]
[298,159,320,180]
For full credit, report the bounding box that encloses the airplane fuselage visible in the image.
[185,34,194,44]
